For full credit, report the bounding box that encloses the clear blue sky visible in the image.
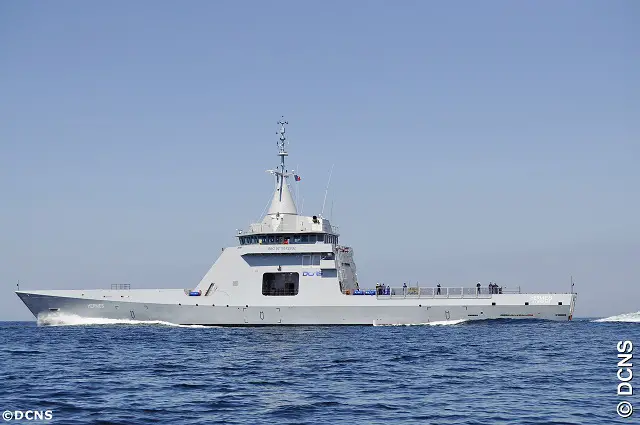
[1,1,638,320]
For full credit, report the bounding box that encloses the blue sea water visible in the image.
[1,316,639,425]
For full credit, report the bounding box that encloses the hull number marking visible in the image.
[531,295,553,304]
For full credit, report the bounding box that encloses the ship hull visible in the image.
[16,290,576,325]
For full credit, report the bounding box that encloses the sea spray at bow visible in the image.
[36,312,210,328]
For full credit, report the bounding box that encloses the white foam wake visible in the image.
[373,318,468,327]
[593,311,640,323]
[37,312,209,328]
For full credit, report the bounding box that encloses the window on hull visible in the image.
[321,252,334,260]
[262,272,299,296]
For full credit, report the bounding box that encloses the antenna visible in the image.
[570,275,575,294]
[277,117,289,160]
[295,163,300,212]
[258,188,275,220]
[275,117,289,203]
[321,163,334,217]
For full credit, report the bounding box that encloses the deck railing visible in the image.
[110,283,131,290]
[346,286,522,298]
[241,223,340,235]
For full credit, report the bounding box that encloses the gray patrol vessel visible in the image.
[16,119,577,325]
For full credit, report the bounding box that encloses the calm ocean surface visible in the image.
[1,315,639,425]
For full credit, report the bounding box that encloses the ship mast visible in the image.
[276,117,289,203]
[266,117,298,216]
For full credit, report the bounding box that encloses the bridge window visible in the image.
[312,254,321,265]
[302,255,311,266]
[262,272,299,296]
[239,233,341,245]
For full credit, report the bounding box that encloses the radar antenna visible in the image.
[276,117,289,176]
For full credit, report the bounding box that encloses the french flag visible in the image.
[294,174,301,181]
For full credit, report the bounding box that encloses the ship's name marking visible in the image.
[88,304,105,309]
[266,246,297,251]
